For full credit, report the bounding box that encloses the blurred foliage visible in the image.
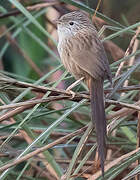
[0,0,140,180]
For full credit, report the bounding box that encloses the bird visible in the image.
[56,10,112,176]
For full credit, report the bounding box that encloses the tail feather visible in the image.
[90,78,106,176]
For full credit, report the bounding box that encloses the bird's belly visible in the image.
[62,56,89,80]
[58,40,90,80]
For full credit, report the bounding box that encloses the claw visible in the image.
[66,89,76,99]
[66,77,84,99]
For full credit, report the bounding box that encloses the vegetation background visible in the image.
[0,0,140,179]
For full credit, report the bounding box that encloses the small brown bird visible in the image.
[56,11,112,176]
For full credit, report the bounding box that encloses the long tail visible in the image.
[90,78,106,176]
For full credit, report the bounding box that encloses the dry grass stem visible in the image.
[116,27,140,77]
[0,1,60,19]
[0,126,87,172]
[90,148,140,179]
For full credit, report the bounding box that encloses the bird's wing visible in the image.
[69,30,112,82]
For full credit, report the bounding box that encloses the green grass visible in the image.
[0,0,140,179]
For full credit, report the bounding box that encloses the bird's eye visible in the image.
[69,22,74,25]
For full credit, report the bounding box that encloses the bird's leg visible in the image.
[67,77,84,90]
[66,77,84,98]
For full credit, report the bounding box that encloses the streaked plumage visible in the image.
[57,11,112,176]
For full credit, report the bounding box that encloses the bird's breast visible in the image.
[57,38,88,80]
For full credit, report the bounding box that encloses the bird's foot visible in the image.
[66,89,76,99]
[66,77,84,99]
